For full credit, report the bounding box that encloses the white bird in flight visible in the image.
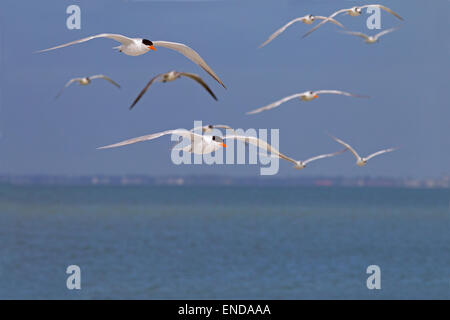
[303,5,403,38]
[129,71,217,110]
[36,33,226,88]
[55,74,120,99]
[246,90,368,115]
[340,27,399,44]
[330,135,396,167]
[260,148,347,170]
[191,124,236,134]
[259,14,345,48]
[97,128,322,170]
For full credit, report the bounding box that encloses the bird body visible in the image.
[299,91,319,101]
[356,158,367,167]
[175,134,226,154]
[302,16,315,24]
[347,7,363,16]
[161,71,180,82]
[364,37,378,44]
[78,78,91,85]
[113,38,155,56]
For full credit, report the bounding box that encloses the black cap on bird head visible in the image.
[212,136,227,147]
[142,39,156,51]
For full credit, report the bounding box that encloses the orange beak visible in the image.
[148,45,156,51]
[221,142,227,148]
[313,95,319,99]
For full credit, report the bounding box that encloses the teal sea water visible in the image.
[0,185,449,299]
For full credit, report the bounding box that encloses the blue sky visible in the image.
[0,0,449,178]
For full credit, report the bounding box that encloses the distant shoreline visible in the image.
[0,175,448,189]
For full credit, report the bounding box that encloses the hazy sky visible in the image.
[0,0,449,178]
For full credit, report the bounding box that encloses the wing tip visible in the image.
[129,100,139,110]
[326,132,338,141]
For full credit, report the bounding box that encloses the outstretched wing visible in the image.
[365,148,396,161]
[246,93,304,115]
[36,33,134,53]
[303,149,347,165]
[340,30,370,41]
[314,16,346,29]
[329,135,361,160]
[360,5,403,20]
[259,16,307,48]
[97,129,199,150]
[179,72,218,100]
[224,135,298,166]
[55,78,82,99]
[129,73,164,110]
[153,41,226,88]
[314,90,369,98]
[374,27,399,40]
[89,75,121,88]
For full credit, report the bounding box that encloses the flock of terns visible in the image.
[37,4,403,171]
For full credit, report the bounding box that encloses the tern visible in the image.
[36,33,226,88]
[260,148,347,170]
[129,71,218,110]
[247,90,367,115]
[97,128,311,170]
[330,135,396,167]
[55,74,120,99]
[191,124,236,134]
[340,27,399,44]
[259,14,345,48]
[303,5,403,38]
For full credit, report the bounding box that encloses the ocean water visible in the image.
[0,184,448,299]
